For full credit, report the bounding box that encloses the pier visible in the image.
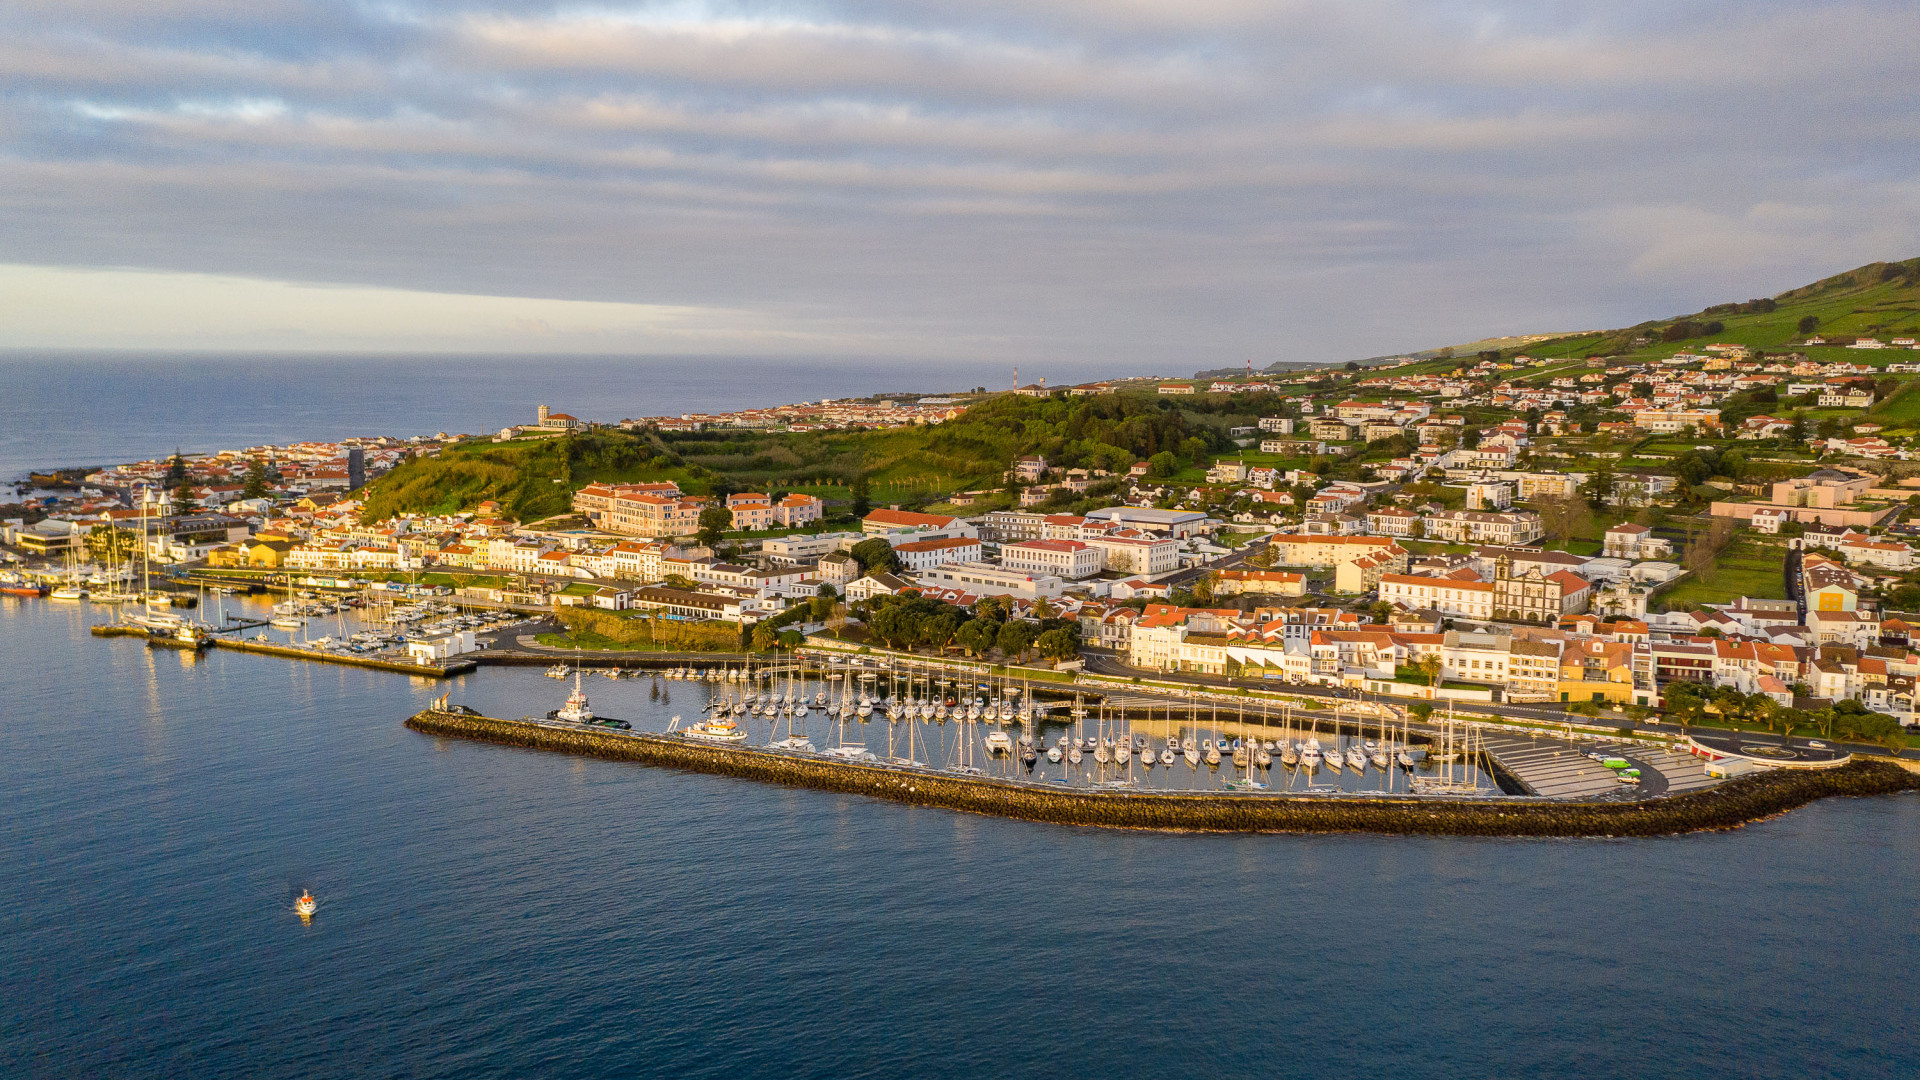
[404,708,1919,836]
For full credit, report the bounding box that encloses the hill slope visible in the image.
[1515,258,1920,361]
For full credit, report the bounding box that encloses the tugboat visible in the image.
[295,891,317,919]
[549,668,594,723]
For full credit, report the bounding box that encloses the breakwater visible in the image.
[404,710,1919,837]
[215,637,476,677]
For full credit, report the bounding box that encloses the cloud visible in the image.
[0,1,1915,362]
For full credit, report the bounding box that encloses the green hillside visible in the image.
[359,392,1255,522]
[1517,258,1920,362]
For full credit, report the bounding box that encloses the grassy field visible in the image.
[1869,379,1920,423]
[1653,537,1789,611]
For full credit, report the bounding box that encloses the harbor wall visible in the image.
[403,710,1918,837]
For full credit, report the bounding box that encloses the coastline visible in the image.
[405,708,1919,837]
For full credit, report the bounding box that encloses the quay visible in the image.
[403,708,1918,837]
[218,636,475,677]
[93,623,473,677]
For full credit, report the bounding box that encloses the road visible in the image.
[1077,649,1917,762]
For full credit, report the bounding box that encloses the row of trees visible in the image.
[856,593,1081,664]
[1661,681,1906,748]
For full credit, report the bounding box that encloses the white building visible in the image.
[1001,539,1104,580]
[1080,534,1179,576]
[915,561,1065,599]
[892,536,983,572]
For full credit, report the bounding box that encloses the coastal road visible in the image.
[1076,649,1919,762]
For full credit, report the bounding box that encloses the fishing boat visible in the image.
[0,579,48,598]
[548,668,594,723]
[295,891,316,919]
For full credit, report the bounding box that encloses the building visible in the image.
[1266,534,1409,572]
[1081,506,1211,538]
[1377,573,1494,620]
[1212,569,1306,598]
[914,561,1065,599]
[1078,534,1178,576]
[892,536,983,572]
[1601,523,1673,560]
[1465,482,1512,510]
[1000,539,1104,580]
[1489,557,1591,623]
[1013,456,1049,482]
[862,508,978,541]
[1366,508,1420,536]
[983,510,1047,542]
[590,489,708,538]
[724,492,825,531]
[1421,510,1543,545]
[1631,408,1721,433]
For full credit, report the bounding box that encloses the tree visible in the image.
[1413,652,1443,694]
[173,480,198,514]
[1536,492,1585,547]
[165,451,187,486]
[1579,458,1615,510]
[850,474,872,518]
[1682,517,1736,584]
[816,582,837,599]
[751,621,777,652]
[922,613,959,653]
[955,618,997,657]
[996,620,1035,660]
[809,594,834,622]
[1147,451,1178,478]
[242,458,270,501]
[1798,315,1821,335]
[1035,627,1080,663]
[850,537,902,574]
[1368,600,1395,623]
[697,504,732,549]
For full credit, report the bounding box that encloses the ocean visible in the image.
[4,598,1918,1079]
[0,351,1163,482]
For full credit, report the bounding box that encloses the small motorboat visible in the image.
[295,891,317,918]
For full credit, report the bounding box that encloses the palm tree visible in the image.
[1413,652,1443,698]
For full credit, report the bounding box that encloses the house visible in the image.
[1600,523,1672,560]
[1013,456,1049,483]
[846,572,915,603]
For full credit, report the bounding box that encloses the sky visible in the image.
[1,0,1917,364]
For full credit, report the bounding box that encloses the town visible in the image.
[7,277,1920,757]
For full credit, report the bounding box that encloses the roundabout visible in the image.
[1685,729,1853,770]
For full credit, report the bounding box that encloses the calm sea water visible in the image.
[4,598,1918,1079]
[0,351,1158,482]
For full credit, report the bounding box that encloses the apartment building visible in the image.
[1080,534,1179,575]
[1266,534,1408,571]
[1001,538,1104,580]
[572,482,683,527]
[598,491,708,538]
